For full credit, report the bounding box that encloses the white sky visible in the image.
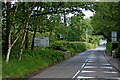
[11,1,94,19]
[67,9,94,19]
[82,10,94,18]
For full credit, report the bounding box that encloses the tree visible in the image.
[19,2,36,60]
[2,2,97,62]
[91,2,119,42]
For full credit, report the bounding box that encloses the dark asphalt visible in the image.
[31,44,120,79]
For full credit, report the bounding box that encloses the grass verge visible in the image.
[2,41,98,78]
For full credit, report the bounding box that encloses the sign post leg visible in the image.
[46,47,47,57]
[37,47,39,52]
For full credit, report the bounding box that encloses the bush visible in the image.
[68,48,76,56]
[67,42,96,56]
[115,47,120,58]
[106,42,112,56]
[68,42,86,53]
[3,40,97,78]
[49,41,97,55]
[2,48,65,77]
[106,42,118,56]
[48,40,67,51]
[49,41,97,56]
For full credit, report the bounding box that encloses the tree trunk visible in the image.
[6,2,11,55]
[106,32,111,42]
[6,30,11,62]
[31,30,37,50]
[117,29,120,58]
[6,47,12,62]
[19,29,28,60]
[64,12,66,25]
[6,2,12,62]
[18,2,36,60]
[31,6,39,51]
[50,30,52,37]
[5,2,20,62]
[118,2,120,56]
[25,30,28,50]
[6,29,22,62]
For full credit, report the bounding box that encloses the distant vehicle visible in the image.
[103,43,106,45]
[100,40,107,45]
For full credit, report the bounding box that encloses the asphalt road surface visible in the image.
[32,42,120,79]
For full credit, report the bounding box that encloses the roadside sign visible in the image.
[111,31,117,42]
[63,40,67,46]
[60,33,64,39]
[34,37,49,46]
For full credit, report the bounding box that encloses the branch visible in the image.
[3,2,24,12]
[11,29,22,47]
[13,2,19,18]
[28,2,36,19]
[31,9,82,17]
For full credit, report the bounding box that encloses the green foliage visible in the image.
[49,40,67,51]
[91,2,119,41]
[68,48,76,56]
[116,48,120,58]
[2,48,65,77]
[3,56,50,77]
[106,42,113,56]
[2,40,98,77]
[67,14,84,41]
[2,2,104,78]
[106,42,118,56]
[68,42,96,53]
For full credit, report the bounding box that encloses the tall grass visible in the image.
[2,48,64,77]
[2,41,98,78]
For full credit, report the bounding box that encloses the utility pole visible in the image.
[64,12,66,40]
[64,12,66,25]
[86,28,88,42]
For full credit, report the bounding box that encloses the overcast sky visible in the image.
[67,9,94,19]
[11,1,94,19]
[82,9,94,18]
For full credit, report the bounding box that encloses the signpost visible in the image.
[60,33,64,40]
[63,40,67,46]
[111,31,117,42]
[34,37,49,56]
[34,37,49,46]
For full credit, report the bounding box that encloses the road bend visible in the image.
[32,45,120,79]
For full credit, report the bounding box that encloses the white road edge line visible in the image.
[72,50,95,79]
[72,70,80,79]
[72,58,88,79]
[81,63,86,68]
[85,59,88,62]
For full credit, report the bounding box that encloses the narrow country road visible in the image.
[31,43,120,79]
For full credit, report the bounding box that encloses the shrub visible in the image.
[106,42,118,56]
[106,42,112,56]
[2,40,97,78]
[2,47,65,77]
[67,42,96,55]
[48,40,67,51]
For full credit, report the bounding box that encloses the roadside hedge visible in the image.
[106,42,118,56]
[68,42,96,56]
[48,40,67,51]
[3,40,97,78]
[106,42,112,56]
[3,48,65,77]
[49,40,97,56]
